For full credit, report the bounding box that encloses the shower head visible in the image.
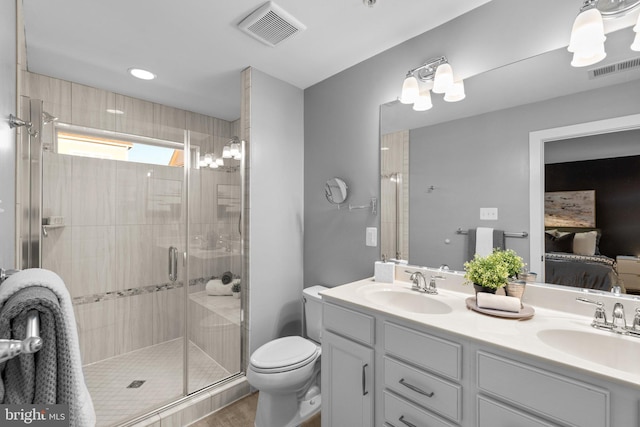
[42,111,58,125]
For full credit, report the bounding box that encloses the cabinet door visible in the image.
[322,330,374,427]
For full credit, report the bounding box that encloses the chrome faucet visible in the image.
[576,297,640,338]
[405,271,441,295]
[407,271,427,292]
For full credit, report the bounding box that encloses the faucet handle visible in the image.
[633,308,640,332]
[576,297,608,327]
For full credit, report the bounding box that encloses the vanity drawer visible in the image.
[384,357,461,422]
[323,302,375,345]
[477,351,609,427]
[477,396,556,427]
[384,322,461,380]
[384,390,456,427]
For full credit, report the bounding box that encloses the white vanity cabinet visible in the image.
[321,302,375,427]
[321,293,640,427]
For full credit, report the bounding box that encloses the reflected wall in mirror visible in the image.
[380,28,640,299]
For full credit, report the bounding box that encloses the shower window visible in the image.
[54,123,185,167]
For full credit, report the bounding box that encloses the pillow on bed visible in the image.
[573,230,598,256]
[545,232,575,253]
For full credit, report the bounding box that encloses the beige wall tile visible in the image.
[71,156,116,226]
[116,225,154,290]
[116,162,152,225]
[115,292,154,354]
[153,287,184,344]
[70,225,116,297]
[74,299,117,365]
[71,83,116,130]
[115,94,155,137]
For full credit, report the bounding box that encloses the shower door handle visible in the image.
[168,246,178,282]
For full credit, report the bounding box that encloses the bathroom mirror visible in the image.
[325,177,349,205]
[380,28,640,296]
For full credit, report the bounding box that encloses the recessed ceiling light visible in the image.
[106,109,125,115]
[128,68,156,80]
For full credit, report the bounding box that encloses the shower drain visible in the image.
[127,380,146,389]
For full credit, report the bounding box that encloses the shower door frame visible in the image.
[18,97,246,423]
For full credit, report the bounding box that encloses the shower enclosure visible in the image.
[18,78,244,426]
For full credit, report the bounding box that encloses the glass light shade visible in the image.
[412,89,432,112]
[443,80,466,102]
[215,156,224,166]
[222,145,232,158]
[632,32,640,51]
[568,8,606,61]
[632,14,640,51]
[230,142,240,158]
[432,63,454,94]
[570,42,606,67]
[204,153,213,165]
[400,75,419,104]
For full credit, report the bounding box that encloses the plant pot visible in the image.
[473,283,497,297]
[505,280,526,305]
[232,291,240,299]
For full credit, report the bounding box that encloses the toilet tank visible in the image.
[303,285,327,344]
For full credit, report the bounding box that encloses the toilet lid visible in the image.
[250,336,319,371]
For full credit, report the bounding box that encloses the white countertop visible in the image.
[320,276,640,388]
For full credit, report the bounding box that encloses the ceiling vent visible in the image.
[238,2,306,47]
[588,57,640,79]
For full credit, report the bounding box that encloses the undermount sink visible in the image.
[537,328,640,375]
[357,285,452,314]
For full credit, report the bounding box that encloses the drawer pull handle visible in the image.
[362,363,368,396]
[399,415,417,427]
[399,378,434,397]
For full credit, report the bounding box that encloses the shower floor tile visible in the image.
[83,339,231,427]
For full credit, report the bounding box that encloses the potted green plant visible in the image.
[231,282,241,298]
[464,249,525,295]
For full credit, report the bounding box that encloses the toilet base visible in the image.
[254,392,321,427]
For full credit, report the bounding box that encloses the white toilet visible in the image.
[247,285,327,427]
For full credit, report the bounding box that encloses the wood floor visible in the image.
[189,392,321,427]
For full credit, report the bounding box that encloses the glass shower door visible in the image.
[39,100,189,425]
[186,129,243,394]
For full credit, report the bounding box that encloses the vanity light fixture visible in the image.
[223,137,243,160]
[569,0,640,67]
[399,56,465,112]
[128,67,156,80]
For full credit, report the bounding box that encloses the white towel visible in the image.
[476,293,521,313]
[0,268,95,427]
[206,279,232,296]
[475,227,494,257]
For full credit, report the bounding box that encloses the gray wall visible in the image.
[0,0,16,269]
[408,80,640,271]
[303,0,580,287]
[249,69,304,353]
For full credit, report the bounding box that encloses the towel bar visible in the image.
[0,310,43,363]
[456,228,528,238]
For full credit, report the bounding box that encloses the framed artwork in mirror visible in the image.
[545,190,596,227]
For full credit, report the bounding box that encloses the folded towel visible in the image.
[0,269,95,427]
[467,228,506,261]
[206,279,232,296]
[0,286,61,404]
[476,293,521,313]
[475,227,494,257]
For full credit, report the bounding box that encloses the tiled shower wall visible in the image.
[22,71,241,364]
[381,130,409,261]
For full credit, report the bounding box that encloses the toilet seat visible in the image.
[250,336,320,374]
